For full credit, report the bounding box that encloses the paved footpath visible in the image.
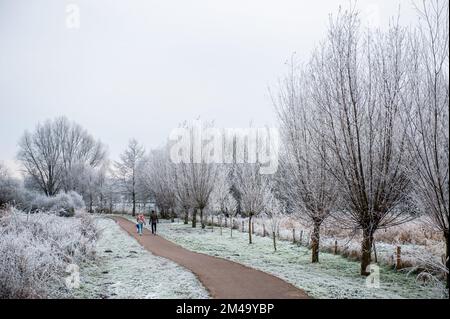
[112,216,309,299]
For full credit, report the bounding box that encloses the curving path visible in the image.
[111,216,309,299]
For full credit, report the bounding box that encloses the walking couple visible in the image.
[136,210,158,236]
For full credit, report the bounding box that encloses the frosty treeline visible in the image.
[123,1,448,280]
[1,117,114,216]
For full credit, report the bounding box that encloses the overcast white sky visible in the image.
[0,0,418,175]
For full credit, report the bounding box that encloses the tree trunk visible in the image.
[89,193,93,214]
[361,229,374,276]
[273,231,277,252]
[192,209,197,228]
[132,192,136,216]
[200,208,205,229]
[230,216,233,238]
[248,215,253,244]
[444,230,449,288]
[171,208,175,223]
[184,208,189,224]
[311,222,320,263]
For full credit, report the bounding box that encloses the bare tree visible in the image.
[274,60,339,263]
[309,8,414,275]
[175,121,218,229]
[210,167,232,219]
[141,148,176,219]
[263,190,284,252]
[115,139,145,216]
[232,163,270,244]
[18,117,107,197]
[171,159,194,225]
[406,0,449,286]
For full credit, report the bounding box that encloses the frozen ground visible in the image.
[155,221,448,299]
[73,217,209,299]
[226,216,445,273]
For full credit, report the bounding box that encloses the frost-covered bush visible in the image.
[0,166,86,217]
[27,191,85,217]
[0,164,21,207]
[0,208,98,298]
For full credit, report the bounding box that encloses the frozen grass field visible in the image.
[74,217,209,299]
[155,221,448,299]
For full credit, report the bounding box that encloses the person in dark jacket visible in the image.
[149,210,158,235]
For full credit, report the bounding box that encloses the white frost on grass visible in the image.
[74,217,209,299]
[156,222,448,299]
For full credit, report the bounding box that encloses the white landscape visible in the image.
[73,217,209,299]
[0,0,448,303]
[154,220,448,299]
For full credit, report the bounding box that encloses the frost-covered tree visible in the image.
[274,61,339,263]
[102,175,121,214]
[0,163,21,207]
[140,148,176,219]
[210,167,232,219]
[172,160,193,224]
[232,163,270,244]
[17,117,107,197]
[309,9,414,275]
[115,139,145,216]
[263,190,284,252]
[173,121,218,228]
[406,0,449,286]
[79,163,109,213]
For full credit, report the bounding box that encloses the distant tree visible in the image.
[0,163,20,207]
[172,160,193,225]
[140,148,176,219]
[232,163,270,244]
[115,139,145,216]
[173,121,218,228]
[263,191,284,252]
[17,117,107,197]
[274,61,339,263]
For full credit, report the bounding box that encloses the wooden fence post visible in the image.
[373,241,378,263]
[299,230,303,245]
[292,229,296,244]
[272,231,277,252]
[396,246,402,269]
[334,240,338,255]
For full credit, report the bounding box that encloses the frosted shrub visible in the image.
[0,208,98,298]
[0,164,21,207]
[28,191,85,217]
